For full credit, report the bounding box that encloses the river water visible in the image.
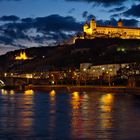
[0,89,140,140]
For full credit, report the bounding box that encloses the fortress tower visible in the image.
[117,19,123,27]
[83,22,89,33]
[90,18,96,30]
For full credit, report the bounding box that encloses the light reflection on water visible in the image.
[0,89,140,139]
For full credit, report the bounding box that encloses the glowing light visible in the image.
[74,72,77,76]
[49,90,56,97]
[102,67,105,70]
[49,90,56,103]
[15,51,29,60]
[4,73,7,77]
[1,89,8,95]
[83,68,86,71]
[71,92,80,109]
[101,94,113,104]
[51,81,55,85]
[10,90,15,95]
[0,80,5,85]
[72,91,79,98]
[26,74,33,79]
[100,94,114,112]
[122,48,125,52]
[24,90,34,95]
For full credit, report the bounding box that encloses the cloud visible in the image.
[87,14,95,21]
[111,4,140,18]
[82,11,88,18]
[123,4,140,17]
[97,18,139,27]
[0,13,139,55]
[82,11,95,21]
[68,8,75,14]
[97,18,117,26]
[0,14,82,54]
[65,0,127,6]
[34,14,82,33]
[108,6,127,12]
[0,15,19,22]
[122,19,139,26]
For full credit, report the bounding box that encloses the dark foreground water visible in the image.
[0,89,140,140]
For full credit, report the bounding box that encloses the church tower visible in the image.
[118,19,123,27]
[90,18,96,30]
[83,22,89,33]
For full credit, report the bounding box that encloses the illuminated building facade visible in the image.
[83,19,140,39]
[80,63,129,79]
[15,51,31,60]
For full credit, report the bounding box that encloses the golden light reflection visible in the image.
[1,89,8,95]
[10,90,15,95]
[100,113,112,129]
[71,92,80,109]
[26,74,33,79]
[71,91,83,138]
[49,89,56,135]
[100,94,114,112]
[50,90,56,97]
[18,91,34,131]
[81,93,89,110]
[99,93,114,133]
[49,90,56,102]
[24,89,34,95]
[1,89,15,95]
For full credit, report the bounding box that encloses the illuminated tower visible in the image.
[118,19,123,27]
[15,51,28,60]
[90,18,96,30]
[83,22,89,33]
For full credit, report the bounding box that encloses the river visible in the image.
[0,89,140,140]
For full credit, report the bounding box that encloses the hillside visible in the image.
[0,38,140,73]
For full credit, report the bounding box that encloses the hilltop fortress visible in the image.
[82,19,140,39]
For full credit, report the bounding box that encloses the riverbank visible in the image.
[25,85,140,95]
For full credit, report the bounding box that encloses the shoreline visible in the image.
[1,85,140,95]
[25,85,140,95]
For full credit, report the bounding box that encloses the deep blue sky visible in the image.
[0,0,138,20]
[0,0,140,55]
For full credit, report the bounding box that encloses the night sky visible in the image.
[0,0,140,55]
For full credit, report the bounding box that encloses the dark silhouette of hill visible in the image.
[0,38,140,72]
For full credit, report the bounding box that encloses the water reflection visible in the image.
[98,93,114,139]
[49,90,56,101]
[70,92,97,139]
[1,89,8,95]
[49,90,56,111]
[71,91,80,109]
[24,89,34,95]
[9,90,15,95]
[71,91,83,138]
[100,93,114,112]
[17,89,34,134]
[49,90,56,138]
[1,89,15,95]
[0,90,140,139]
